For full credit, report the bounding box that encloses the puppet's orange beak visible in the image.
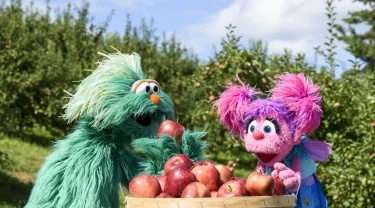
[150,93,160,105]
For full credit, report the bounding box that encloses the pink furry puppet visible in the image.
[215,73,332,208]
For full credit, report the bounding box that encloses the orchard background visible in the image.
[0,0,374,207]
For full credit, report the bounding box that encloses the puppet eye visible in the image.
[135,82,152,94]
[247,120,257,133]
[262,120,276,134]
[150,82,160,93]
[131,79,161,94]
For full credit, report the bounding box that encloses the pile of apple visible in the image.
[129,154,283,198]
[129,120,284,198]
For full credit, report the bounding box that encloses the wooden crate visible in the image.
[125,195,296,208]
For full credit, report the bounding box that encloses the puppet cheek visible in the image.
[266,133,280,141]
[243,134,254,151]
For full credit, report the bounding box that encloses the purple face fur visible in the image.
[242,99,298,166]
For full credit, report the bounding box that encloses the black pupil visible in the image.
[250,125,255,132]
[146,86,150,92]
[263,125,271,133]
[153,86,158,92]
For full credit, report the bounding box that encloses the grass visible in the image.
[0,135,51,208]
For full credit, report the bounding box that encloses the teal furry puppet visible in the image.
[25,52,207,208]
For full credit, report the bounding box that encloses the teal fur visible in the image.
[25,52,207,208]
[132,130,208,175]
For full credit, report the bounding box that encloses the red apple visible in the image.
[215,164,234,184]
[217,181,249,197]
[129,174,161,198]
[157,120,185,144]
[164,154,194,175]
[245,172,274,196]
[164,168,197,197]
[191,165,221,192]
[180,182,211,198]
[273,176,286,195]
[156,193,174,198]
[230,177,246,187]
[155,174,167,192]
[194,159,216,167]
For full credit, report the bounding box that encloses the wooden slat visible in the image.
[125,195,296,208]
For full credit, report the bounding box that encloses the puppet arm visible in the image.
[131,129,208,176]
[271,157,301,192]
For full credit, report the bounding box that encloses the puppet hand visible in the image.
[131,130,208,175]
[131,136,180,161]
[272,162,300,192]
[131,136,181,175]
[180,130,208,162]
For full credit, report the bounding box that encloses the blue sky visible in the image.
[27,0,367,73]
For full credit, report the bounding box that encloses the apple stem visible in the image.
[228,184,233,192]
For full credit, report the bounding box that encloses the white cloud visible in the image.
[179,0,367,65]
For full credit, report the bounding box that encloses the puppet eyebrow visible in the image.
[266,117,280,134]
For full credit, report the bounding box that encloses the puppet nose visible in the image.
[150,93,160,105]
[253,130,264,140]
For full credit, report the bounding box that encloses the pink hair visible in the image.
[270,73,322,134]
[214,78,259,137]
